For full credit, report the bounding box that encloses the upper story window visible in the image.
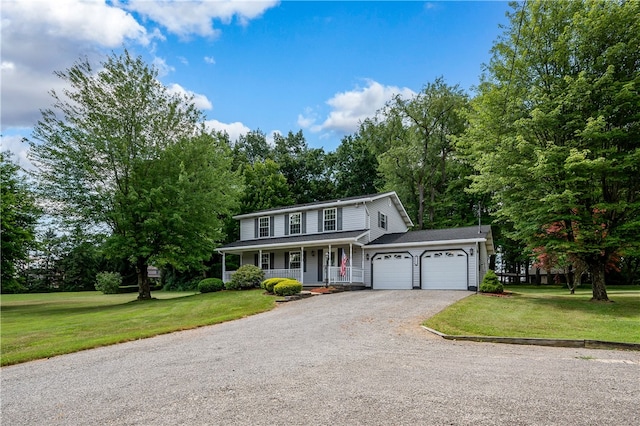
[258,216,270,238]
[378,212,387,230]
[323,208,336,232]
[289,212,301,235]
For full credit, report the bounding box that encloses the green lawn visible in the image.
[1,290,277,366]
[424,285,640,344]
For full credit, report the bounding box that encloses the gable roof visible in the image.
[367,225,495,254]
[233,191,414,228]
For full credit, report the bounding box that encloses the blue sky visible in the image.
[1,1,511,169]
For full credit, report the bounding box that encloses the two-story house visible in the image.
[218,192,494,290]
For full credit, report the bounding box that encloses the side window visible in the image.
[323,208,336,231]
[259,216,270,238]
[260,253,270,270]
[289,251,301,269]
[378,212,387,230]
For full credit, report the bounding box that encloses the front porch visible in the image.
[223,266,364,286]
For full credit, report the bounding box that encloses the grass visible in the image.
[424,285,640,344]
[0,290,277,366]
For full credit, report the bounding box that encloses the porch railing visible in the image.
[328,266,364,284]
[224,266,365,285]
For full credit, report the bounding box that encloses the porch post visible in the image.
[349,243,353,283]
[300,246,304,285]
[328,244,332,284]
[222,252,226,283]
[259,249,262,270]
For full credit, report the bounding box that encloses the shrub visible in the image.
[226,265,265,290]
[95,272,122,294]
[198,278,225,293]
[479,270,503,294]
[273,279,303,296]
[261,277,288,293]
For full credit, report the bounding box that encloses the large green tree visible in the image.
[463,0,640,301]
[30,51,240,299]
[360,78,473,229]
[0,152,40,293]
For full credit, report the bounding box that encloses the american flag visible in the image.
[340,251,348,277]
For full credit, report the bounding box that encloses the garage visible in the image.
[372,253,413,289]
[421,250,468,290]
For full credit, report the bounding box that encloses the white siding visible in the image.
[240,218,254,241]
[367,196,409,241]
[340,204,367,231]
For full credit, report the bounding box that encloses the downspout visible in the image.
[222,252,226,283]
[476,241,480,293]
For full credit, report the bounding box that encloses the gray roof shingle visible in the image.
[368,225,493,245]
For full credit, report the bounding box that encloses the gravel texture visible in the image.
[2,290,639,425]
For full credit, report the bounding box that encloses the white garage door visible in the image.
[372,253,413,289]
[421,250,468,290]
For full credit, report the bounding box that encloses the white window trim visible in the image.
[289,251,301,269]
[379,212,388,230]
[289,212,302,235]
[258,216,270,238]
[323,208,337,232]
[261,253,270,270]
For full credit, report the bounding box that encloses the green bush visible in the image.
[95,272,122,294]
[479,270,504,294]
[261,277,288,293]
[226,265,265,290]
[198,278,225,293]
[273,279,303,296]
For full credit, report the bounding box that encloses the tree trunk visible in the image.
[566,264,575,294]
[136,258,151,300]
[589,263,609,302]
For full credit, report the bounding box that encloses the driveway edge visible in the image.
[421,326,640,351]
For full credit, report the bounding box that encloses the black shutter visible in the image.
[270,215,275,236]
[318,211,323,232]
[284,252,290,269]
[270,253,275,269]
[254,253,259,267]
[317,249,323,282]
[302,212,307,234]
[303,251,307,273]
[254,218,258,238]
[284,214,289,235]
[337,207,343,231]
[377,211,381,228]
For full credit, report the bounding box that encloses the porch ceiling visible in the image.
[218,229,369,253]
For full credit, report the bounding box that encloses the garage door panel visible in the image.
[422,250,467,290]
[372,253,412,290]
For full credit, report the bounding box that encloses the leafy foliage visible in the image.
[479,270,503,294]
[0,152,40,293]
[226,265,265,290]
[261,277,288,294]
[29,50,240,299]
[95,272,122,294]
[198,278,225,293]
[273,279,303,296]
[462,0,640,300]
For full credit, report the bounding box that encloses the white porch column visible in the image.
[328,244,332,284]
[259,249,262,269]
[222,252,226,283]
[300,246,304,285]
[240,252,243,266]
[349,243,353,283]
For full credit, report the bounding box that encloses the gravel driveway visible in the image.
[2,290,639,425]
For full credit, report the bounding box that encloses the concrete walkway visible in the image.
[2,290,639,425]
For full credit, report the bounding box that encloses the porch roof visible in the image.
[218,229,369,253]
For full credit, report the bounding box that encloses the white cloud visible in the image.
[152,57,175,77]
[301,80,416,135]
[167,83,213,110]
[0,134,34,171]
[123,0,280,38]
[204,56,216,65]
[1,0,152,130]
[204,119,251,143]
